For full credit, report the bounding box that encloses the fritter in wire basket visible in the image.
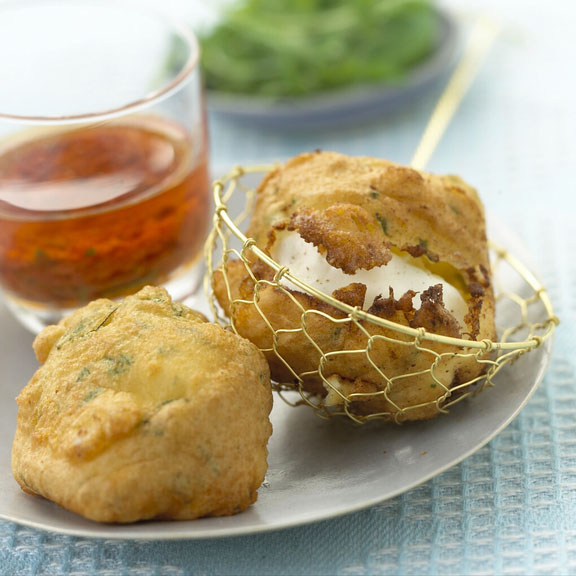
[209,151,514,422]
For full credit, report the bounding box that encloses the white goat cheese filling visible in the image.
[272,230,468,327]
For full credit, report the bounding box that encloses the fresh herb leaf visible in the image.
[376,213,389,235]
[83,386,103,403]
[103,354,133,376]
[77,367,92,383]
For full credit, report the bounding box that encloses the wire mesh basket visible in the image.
[205,164,558,424]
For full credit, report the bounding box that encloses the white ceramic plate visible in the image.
[0,216,552,540]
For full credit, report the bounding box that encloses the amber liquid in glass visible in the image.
[0,116,210,308]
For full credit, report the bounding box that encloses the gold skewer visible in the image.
[410,15,501,171]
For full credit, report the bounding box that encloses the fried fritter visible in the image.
[12,286,272,523]
[213,151,496,421]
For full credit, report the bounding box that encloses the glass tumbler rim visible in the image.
[0,0,201,125]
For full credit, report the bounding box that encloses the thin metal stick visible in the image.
[410,15,500,171]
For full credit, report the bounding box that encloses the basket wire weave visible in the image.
[204,166,558,423]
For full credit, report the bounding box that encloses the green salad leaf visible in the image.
[199,0,439,99]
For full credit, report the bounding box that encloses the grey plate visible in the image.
[0,209,553,540]
[206,9,459,129]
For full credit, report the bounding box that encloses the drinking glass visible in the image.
[0,0,211,333]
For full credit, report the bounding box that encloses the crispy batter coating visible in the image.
[213,151,496,421]
[12,286,273,523]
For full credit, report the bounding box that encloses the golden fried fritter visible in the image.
[213,151,496,421]
[12,286,272,523]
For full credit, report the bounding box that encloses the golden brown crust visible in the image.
[286,204,392,274]
[12,286,273,523]
[214,151,496,421]
[248,151,489,277]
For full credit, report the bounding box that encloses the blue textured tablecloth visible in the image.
[2,0,575,574]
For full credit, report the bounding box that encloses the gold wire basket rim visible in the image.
[207,163,558,354]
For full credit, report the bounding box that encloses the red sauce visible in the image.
[0,117,210,307]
